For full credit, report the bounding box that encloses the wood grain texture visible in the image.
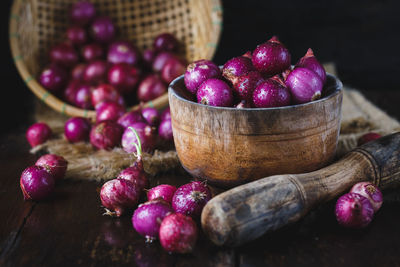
[169,74,343,187]
[201,132,400,246]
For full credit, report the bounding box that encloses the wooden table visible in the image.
[1,90,400,267]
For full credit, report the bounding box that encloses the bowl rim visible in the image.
[168,72,343,111]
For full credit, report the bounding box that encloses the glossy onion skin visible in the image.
[159,213,198,254]
[20,165,55,201]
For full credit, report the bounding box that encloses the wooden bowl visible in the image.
[9,0,222,119]
[169,74,343,187]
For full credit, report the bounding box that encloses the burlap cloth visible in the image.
[32,66,400,181]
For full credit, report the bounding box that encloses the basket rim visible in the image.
[9,0,223,119]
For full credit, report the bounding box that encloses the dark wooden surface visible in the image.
[1,90,400,267]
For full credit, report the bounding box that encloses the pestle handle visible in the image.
[201,132,400,247]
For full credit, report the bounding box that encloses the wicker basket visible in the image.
[9,0,222,119]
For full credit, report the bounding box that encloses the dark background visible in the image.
[2,0,400,134]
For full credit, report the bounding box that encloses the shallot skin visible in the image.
[350,182,383,212]
[20,165,55,201]
[64,117,91,143]
[233,71,264,102]
[121,122,157,153]
[252,36,291,76]
[117,111,145,129]
[196,78,234,107]
[172,181,212,219]
[252,79,291,108]
[285,67,323,104]
[117,163,149,192]
[26,122,52,147]
[35,154,68,180]
[222,55,254,83]
[296,48,326,84]
[158,119,173,142]
[147,184,177,203]
[90,121,123,150]
[335,192,374,228]
[184,59,221,94]
[132,199,173,240]
[159,213,198,254]
[95,101,125,123]
[100,178,140,217]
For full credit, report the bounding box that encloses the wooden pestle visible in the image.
[201,132,400,247]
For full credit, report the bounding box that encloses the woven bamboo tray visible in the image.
[9,0,223,119]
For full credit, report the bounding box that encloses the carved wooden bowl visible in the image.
[169,74,343,187]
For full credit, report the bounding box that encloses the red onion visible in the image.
[118,128,149,192]
[184,59,221,94]
[147,184,177,203]
[153,33,179,52]
[107,41,140,65]
[108,63,141,94]
[91,84,124,108]
[81,43,104,62]
[118,165,148,193]
[142,107,160,126]
[35,154,68,180]
[142,49,157,67]
[39,64,68,92]
[137,74,167,102]
[90,16,115,43]
[117,110,145,129]
[74,82,93,109]
[96,101,125,122]
[71,63,87,80]
[20,165,55,201]
[161,57,186,84]
[172,181,212,219]
[66,25,87,46]
[252,78,291,108]
[285,67,323,104]
[90,121,123,150]
[100,178,140,217]
[158,119,173,142]
[160,107,171,121]
[49,43,79,68]
[69,1,96,26]
[83,60,109,84]
[26,122,52,147]
[121,123,156,153]
[252,36,291,76]
[152,52,178,73]
[196,78,234,107]
[358,132,382,146]
[64,80,80,104]
[350,182,383,212]
[132,199,173,240]
[296,48,326,84]
[64,117,91,143]
[232,71,264,102]
[335,192,374,228]
[222,54,254,83]
[159,213,198,254]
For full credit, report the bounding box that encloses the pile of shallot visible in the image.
[99,128,211,253]
[184,36,327,108]
[26,105,172,152]
[39,1,186,110]
[335,182,383,228]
